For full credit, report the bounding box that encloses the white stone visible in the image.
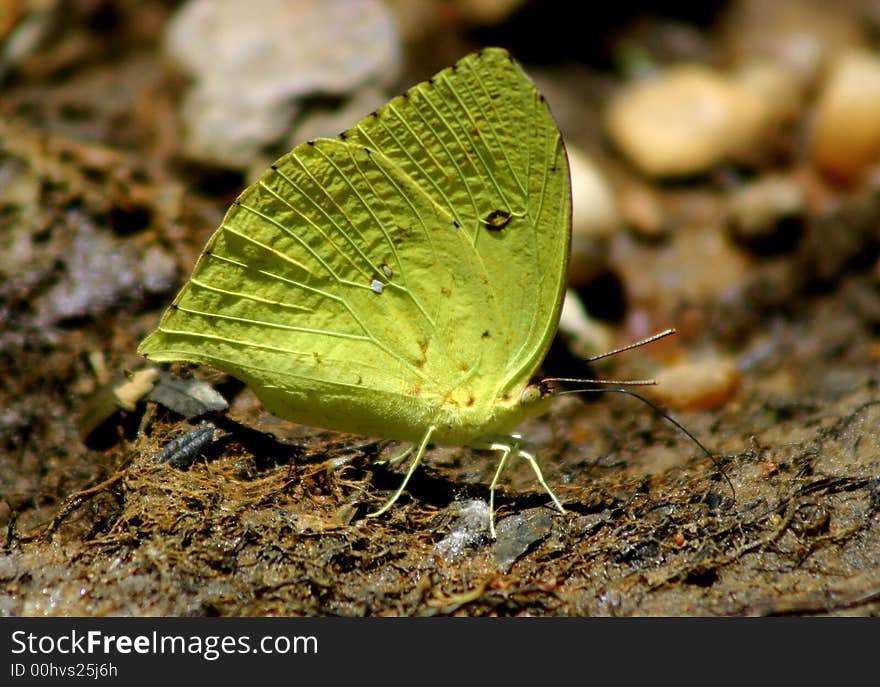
[557,290,615,361]
[569,145,621,241]
[164,0,401,168]
[566,146,620,284]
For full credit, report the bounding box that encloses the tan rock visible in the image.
[812,49,880,184]
[648,357,741,411]
[719,0,867,86]
[605,65,772,177]
[617,179,668,240]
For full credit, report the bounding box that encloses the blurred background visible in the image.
[3,0,880,616]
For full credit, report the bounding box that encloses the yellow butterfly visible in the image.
[140,48,571,537]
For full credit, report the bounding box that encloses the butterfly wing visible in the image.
[138,48,571,444]
[345,48,571,402]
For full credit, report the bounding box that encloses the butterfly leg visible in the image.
[367,425,436,519]
[516,445,566,515]
[375,445,414,467]
[487,438,567,539]
[487,443,514,539]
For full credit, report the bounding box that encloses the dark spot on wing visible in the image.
[483,210,511,230]
[482,331,490,338]
[313,352,322,364]
[465,393,475,407]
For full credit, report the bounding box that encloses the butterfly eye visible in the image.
[520,384,543,406]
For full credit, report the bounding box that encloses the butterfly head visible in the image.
[519,379,556,418]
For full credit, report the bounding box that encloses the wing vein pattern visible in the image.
[139,48,571,444]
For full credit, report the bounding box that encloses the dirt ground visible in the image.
[2,1,880,616]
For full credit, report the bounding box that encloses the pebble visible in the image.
[812,49,880,184]
[116,369,162,411]
[433,500,491,561]
[147,371,229,419]
[617,179,668,240]
[726,175,805,251]
[492,508,554,572]
[40,215,172,325]
[647,357,741,411]
[448,0,526,25]
[733,60,805,128]
[285,85,389,148]
[569,146,621,241]
[605,64,772,177]
[719,0,867,86]
[164,0,401,168]
[731,60,807,165]
[611,222,751,313]
[557,290,615,361]
[567,145,621,284]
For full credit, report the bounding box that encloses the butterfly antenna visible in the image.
[585,328,676,363]
[558,386,736,500]
[544,328,735,500]
[542,328,676,387]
